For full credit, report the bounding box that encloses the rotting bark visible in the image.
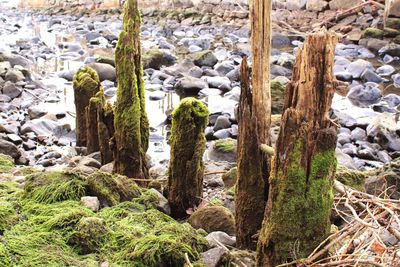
[168,97,208,219]
[235,0,272,250]
[73,66,101,147]
[113,0,149,179]
[86,95,101,154]
[256,31,338,266]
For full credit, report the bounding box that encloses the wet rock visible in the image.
[188,205,235,235]
[208,138,237,162]
[206,231,236,247]
[214,62,235,76]
[142,48,176,69]
[346,59,373,79]
[88,63,116,82]
[351,127,367,141]
[2,81,22,99]
[81,196,100,212]
[213,129,232,140]
[80,157,101,169]
[0,139,20,160]
[271,33,291,47]
[205,76,231,91]
[366,114,400,152]
[21,119,64,137]
[336,148,357,169]
[360,69,383,83]
[213,116,231,131]
[379,43,400,57]
[347,84,382,107]
[199,247,226,267]
[193,50,218,67]
[174,76,208,94]
[376,65,395,76]
[329,0,362,10]
[150,188,171,215]
[23,140,36,150]
[377,150,392,163]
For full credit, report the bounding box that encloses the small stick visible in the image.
[184,253,193,267]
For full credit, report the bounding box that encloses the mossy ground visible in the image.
[0,154,14,173]
[0,170,208,266]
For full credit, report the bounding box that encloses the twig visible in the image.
[184,253,193,267]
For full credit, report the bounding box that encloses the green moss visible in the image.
[261,140,335,262]
[214,138,236,153]
[70,217,108,254]
[73,66,99,91]
[95,56,115,67]
[387,18,400,30]
[193,50,217,67]
[0,242,11,267]
[24,172,87,204]
[0,200,19,233]
[86,171,142,207]
[188,206,235,235]
[271,80,285,114]
[13,166,41,176]
[0,154,14,173]
[222,167,237,188]
[335,166,369,191]
[363,28,384,39]
[208,197,224,206]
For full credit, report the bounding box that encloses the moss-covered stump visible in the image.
[73,66,101,147]
[86,171,142,207]
[0,154,14,173]
[188,206,235,235]
[86,93,101,154]
[168,97,208,219]
[257,32,338,266]
[114,0,149,179]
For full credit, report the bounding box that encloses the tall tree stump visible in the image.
[73,66,101,147]
[235,0,272,250]
[113,0,149,179]
[168,97,208,219]
[256,31,338,266]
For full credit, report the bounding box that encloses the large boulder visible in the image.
[87,63,116,82]
[21,119,64,137]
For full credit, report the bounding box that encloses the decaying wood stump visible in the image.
[235,0,272,250]
[256,31,338,266]
[113,0,149,179]
[168,97,208,219]
[73,66,101,147]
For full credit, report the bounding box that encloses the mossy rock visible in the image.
[383,27,400,38]
[335,166,369,191]
[208,139,237,163]
[386,18,400,31]
[271,80,285,114]
[0,153,14,173]
[362,28,384,39]
[86,171,142,207]
[188,206,235,235]
[69,217,108,254]
[222,167,237,188]
[95,56,115,67]
[24,172,87,204]
[142,48,176,69]
[193,50,218,67]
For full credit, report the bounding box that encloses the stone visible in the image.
[204,76,231,91]
[214,62,235,76]
[150,188,171,215]
[336,148,357,170]
[199,247,226,267]
[365,157,400,199]
[286,0,307,10]
[80,157,101,169]
[346,59,373,79]
[379,43,400,57]
[208,139,237,162]
[2,81,22,99]
[193,50,218,67]
[80,196,100,212]
[386,0,400,17]
[0,52,32,68]
[347,84,382,107]
[376,65,395,76]
[7,134,22,145]
[360,69,383,84]
[28,105,47,119]
[366,114,400,152]
[206,231,236,247]
[88,63,116,82]
[142,48,176,69]
[222,167,237,188]
[21,119,63,137]
[188,206,235,235]
[213,129,231,139]
[0,139,20,160]
[329,0,362,10]
[5,69,25,83]
[306,0,328,11]
[351,127,367,141]
[174,76,208,94]
[213,116,231,131]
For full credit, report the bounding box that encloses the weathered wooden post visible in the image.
[113,0,149,179]
[256,31,338,266]
[168,97,208,219]
[235,0,272,250]
[73,66,101,147]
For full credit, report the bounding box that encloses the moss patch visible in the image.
[362,28,384,39]
[0,154,14,173]
[271,80,285,114]
[188,206,235,235]
[213,138,236,153]
[335,166,369,191]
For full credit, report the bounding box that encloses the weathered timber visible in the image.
[235,0,272,250]
[168,97,208,219]
[73,66,101,147]
[256,31,338,266]
[113,0,149,179]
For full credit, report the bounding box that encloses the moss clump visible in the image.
[214,138,236,153]
[259,140,335,263]
[100,206,208,266]
[13,166,40,176]
[86,171,142,207]
[362,27,384,39]
[70,217,108,254]
[24,172,87,204]
[0,200,19,233]
[271,80,285,114]
[0,154,14,173]
[335,166,369,191]
[0,242,11,266]
[188,206,235,235]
